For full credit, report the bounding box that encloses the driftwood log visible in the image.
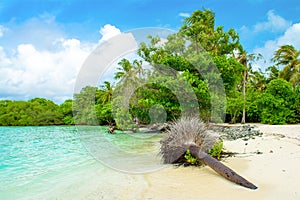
[188,145,257,189]
[160,117,257,190]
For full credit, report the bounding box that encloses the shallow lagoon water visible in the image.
[0,126,163,199]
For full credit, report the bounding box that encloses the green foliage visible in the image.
[245,88,262,122]
[184,149,202,165]
[180,9,240,56]
[293,86,300,122]
[136,8,246,123]
[226,91,244,123]
[184,140,223,165]
[213,55,244,93]
[60,99,74,125]
[95,102,114,125]
[259,79,298,124]
[272,45,300,85]
[73,86,99,125]
[73,85,115,126]
[208,140,223,159]
[0,98,64,126]
[129,84,181,124]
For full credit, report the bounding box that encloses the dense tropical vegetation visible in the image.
[0,8,299,126]
[0,98,66,126]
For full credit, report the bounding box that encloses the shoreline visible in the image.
[1,124,299,199]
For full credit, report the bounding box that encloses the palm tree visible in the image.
[99,81,113,104]
[237,50,247,124]
[272,45,300,86]
[236,48,262,124]
[133,59,144,78]
[114,58,145,83]
[112,58,145,130]
[114,58,134,81]
[266,65,280,81]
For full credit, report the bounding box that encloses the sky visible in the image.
[0,0,299,103]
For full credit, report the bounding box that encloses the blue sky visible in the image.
[0,0,300,103]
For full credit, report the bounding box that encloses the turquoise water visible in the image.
[0,126,163,199]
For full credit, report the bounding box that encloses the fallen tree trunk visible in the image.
[160,117,258,190]
[189,144,257,190]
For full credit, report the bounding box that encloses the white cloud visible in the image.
[276,23,300,48]
[254,10,291,33]
[238,10,297,71]
[240,10,291,38]
[253,23,300,71]
[179,12,190,18]
[0,22,122,103]
[98,24,121,43]
[0,40,92,103]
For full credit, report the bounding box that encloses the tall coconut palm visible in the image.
[99,81,113,104]
[114,58,135,81]
[272,45,300,86]
[133,59,144,78]
[114,58,145,83]
[112,58,145,130]
[235,48,262,124]
[160,117,257,189]
[237,50,247,124]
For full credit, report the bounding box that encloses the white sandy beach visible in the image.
[140,124,300,200]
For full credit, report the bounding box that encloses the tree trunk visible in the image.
[108,125,116,134]
[230,111,237,124]
[241,70,246,124]
[189,145,257,190]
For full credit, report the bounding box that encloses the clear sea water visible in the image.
[0,126,163,199]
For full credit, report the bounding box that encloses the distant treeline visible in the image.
[1,8,299,126]
[0,98,73,126]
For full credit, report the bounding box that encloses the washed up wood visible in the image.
[160,117,258,190]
